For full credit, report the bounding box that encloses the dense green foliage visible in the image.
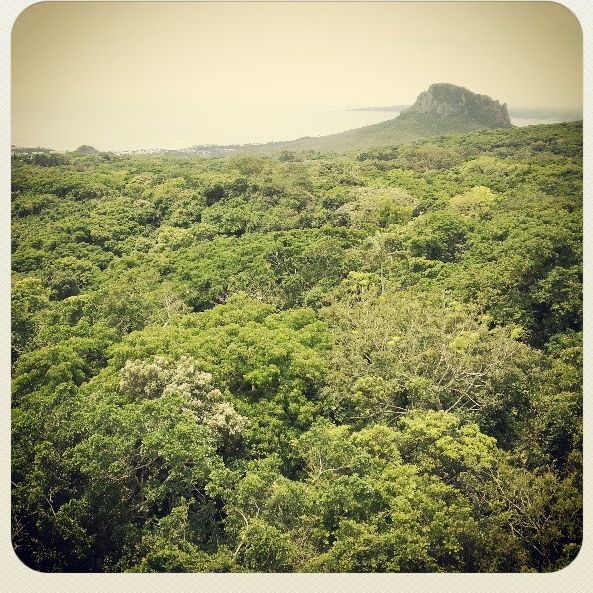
[12,122,582,572]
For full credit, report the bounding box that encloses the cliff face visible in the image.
[402,83,513,128]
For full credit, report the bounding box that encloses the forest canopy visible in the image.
[11,121,582,572]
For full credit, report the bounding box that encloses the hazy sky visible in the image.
[12,1,583,151]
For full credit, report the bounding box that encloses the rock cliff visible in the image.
[402,83,512,128]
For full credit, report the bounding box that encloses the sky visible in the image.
[12,1,583,151]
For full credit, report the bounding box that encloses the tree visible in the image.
[11,276,50,360]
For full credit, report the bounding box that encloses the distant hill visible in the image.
[74,145,100,154]
[401,83,512,127]
[252,83,513,153]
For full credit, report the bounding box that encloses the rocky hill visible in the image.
[401,83,512,127]
[255,83,513,153]
[74,145,100,154]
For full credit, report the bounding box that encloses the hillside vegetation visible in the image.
[11,121,582,572]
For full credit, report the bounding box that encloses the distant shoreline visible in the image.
[12,116,582,156]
